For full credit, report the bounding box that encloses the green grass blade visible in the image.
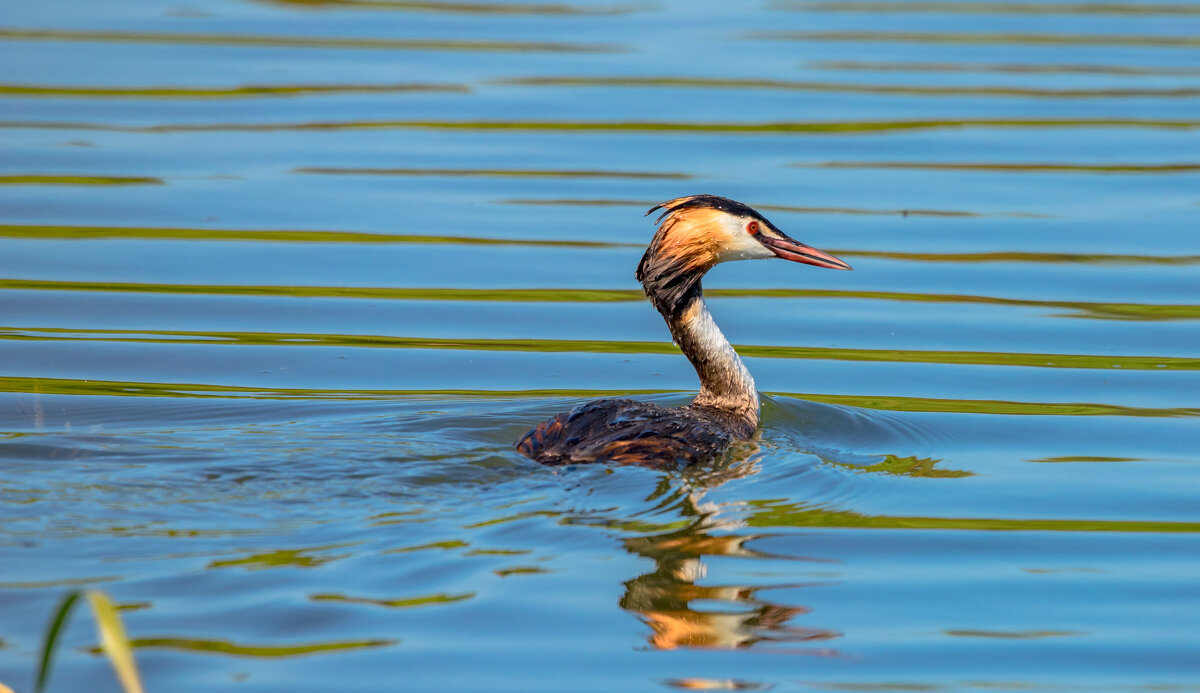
[35,590,82,693]
[86,591,145,693]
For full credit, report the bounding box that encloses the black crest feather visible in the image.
[644,194,776,230]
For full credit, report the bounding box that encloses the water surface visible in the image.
[1,0,1199,691]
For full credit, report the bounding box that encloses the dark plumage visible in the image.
[515,399,750,470]
[647,194,778,232]
[517,195,851,469]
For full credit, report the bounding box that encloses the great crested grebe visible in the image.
[516,194,852,468]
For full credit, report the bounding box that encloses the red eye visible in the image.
[746,221,760,235]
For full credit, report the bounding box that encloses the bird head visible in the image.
[636,194,851,316]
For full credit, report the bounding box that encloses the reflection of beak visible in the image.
[759,234,853,270]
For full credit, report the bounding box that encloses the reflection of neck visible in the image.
[661,285,760,432]
[620,518,816,652]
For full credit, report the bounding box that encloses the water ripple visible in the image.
[309,591,475,608]
[105,637,397,657]
[0,82,470,98]
[4,280,1194,321]
[0,225,637,248]
[502,197,1004,217]
[498,76,1200,99]
[5,118,1197,134]
[0,28,619,52]
[254,0,644,14]
[293,166,693,179]
[1,377,1193,417]
[746,499,1200,532]
[3,325,1195,371]
[811,59,1200,76]
[808,161,1200,173]
[756,30,1200,47]
[0,174,162,185]
[779,1,1200,14]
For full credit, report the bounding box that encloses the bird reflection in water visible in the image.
[616,457,842,654]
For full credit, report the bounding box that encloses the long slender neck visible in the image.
[656,282,760,433]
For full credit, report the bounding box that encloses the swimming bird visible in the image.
[516,195,851,469]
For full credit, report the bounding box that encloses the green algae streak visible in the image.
[814,161,1200,173]
[745,500,1200,533]
[3,376,1195,418]
[498,76,1200,99]
[3,279,1194,321]
[811,59,1200,76]
[0,28,618,53]
[258,0,640,14]
[0,224,637,248]
[2,326,1195,371]
[783,1,1200,15]
[758,30,1200,47]
[309,592,475,608]
[110,637,396,657]
[5,118,1198,134]
[0,175,162,186]
[0,83,469,98]
[294,166,691,179]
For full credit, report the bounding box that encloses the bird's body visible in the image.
[516,195,851,469]
[515,398,751,469]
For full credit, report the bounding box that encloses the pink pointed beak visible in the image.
[759,235,853,270]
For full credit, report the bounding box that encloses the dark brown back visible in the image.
[516,399,738,469]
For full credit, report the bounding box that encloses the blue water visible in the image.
[1,0,1199,691]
